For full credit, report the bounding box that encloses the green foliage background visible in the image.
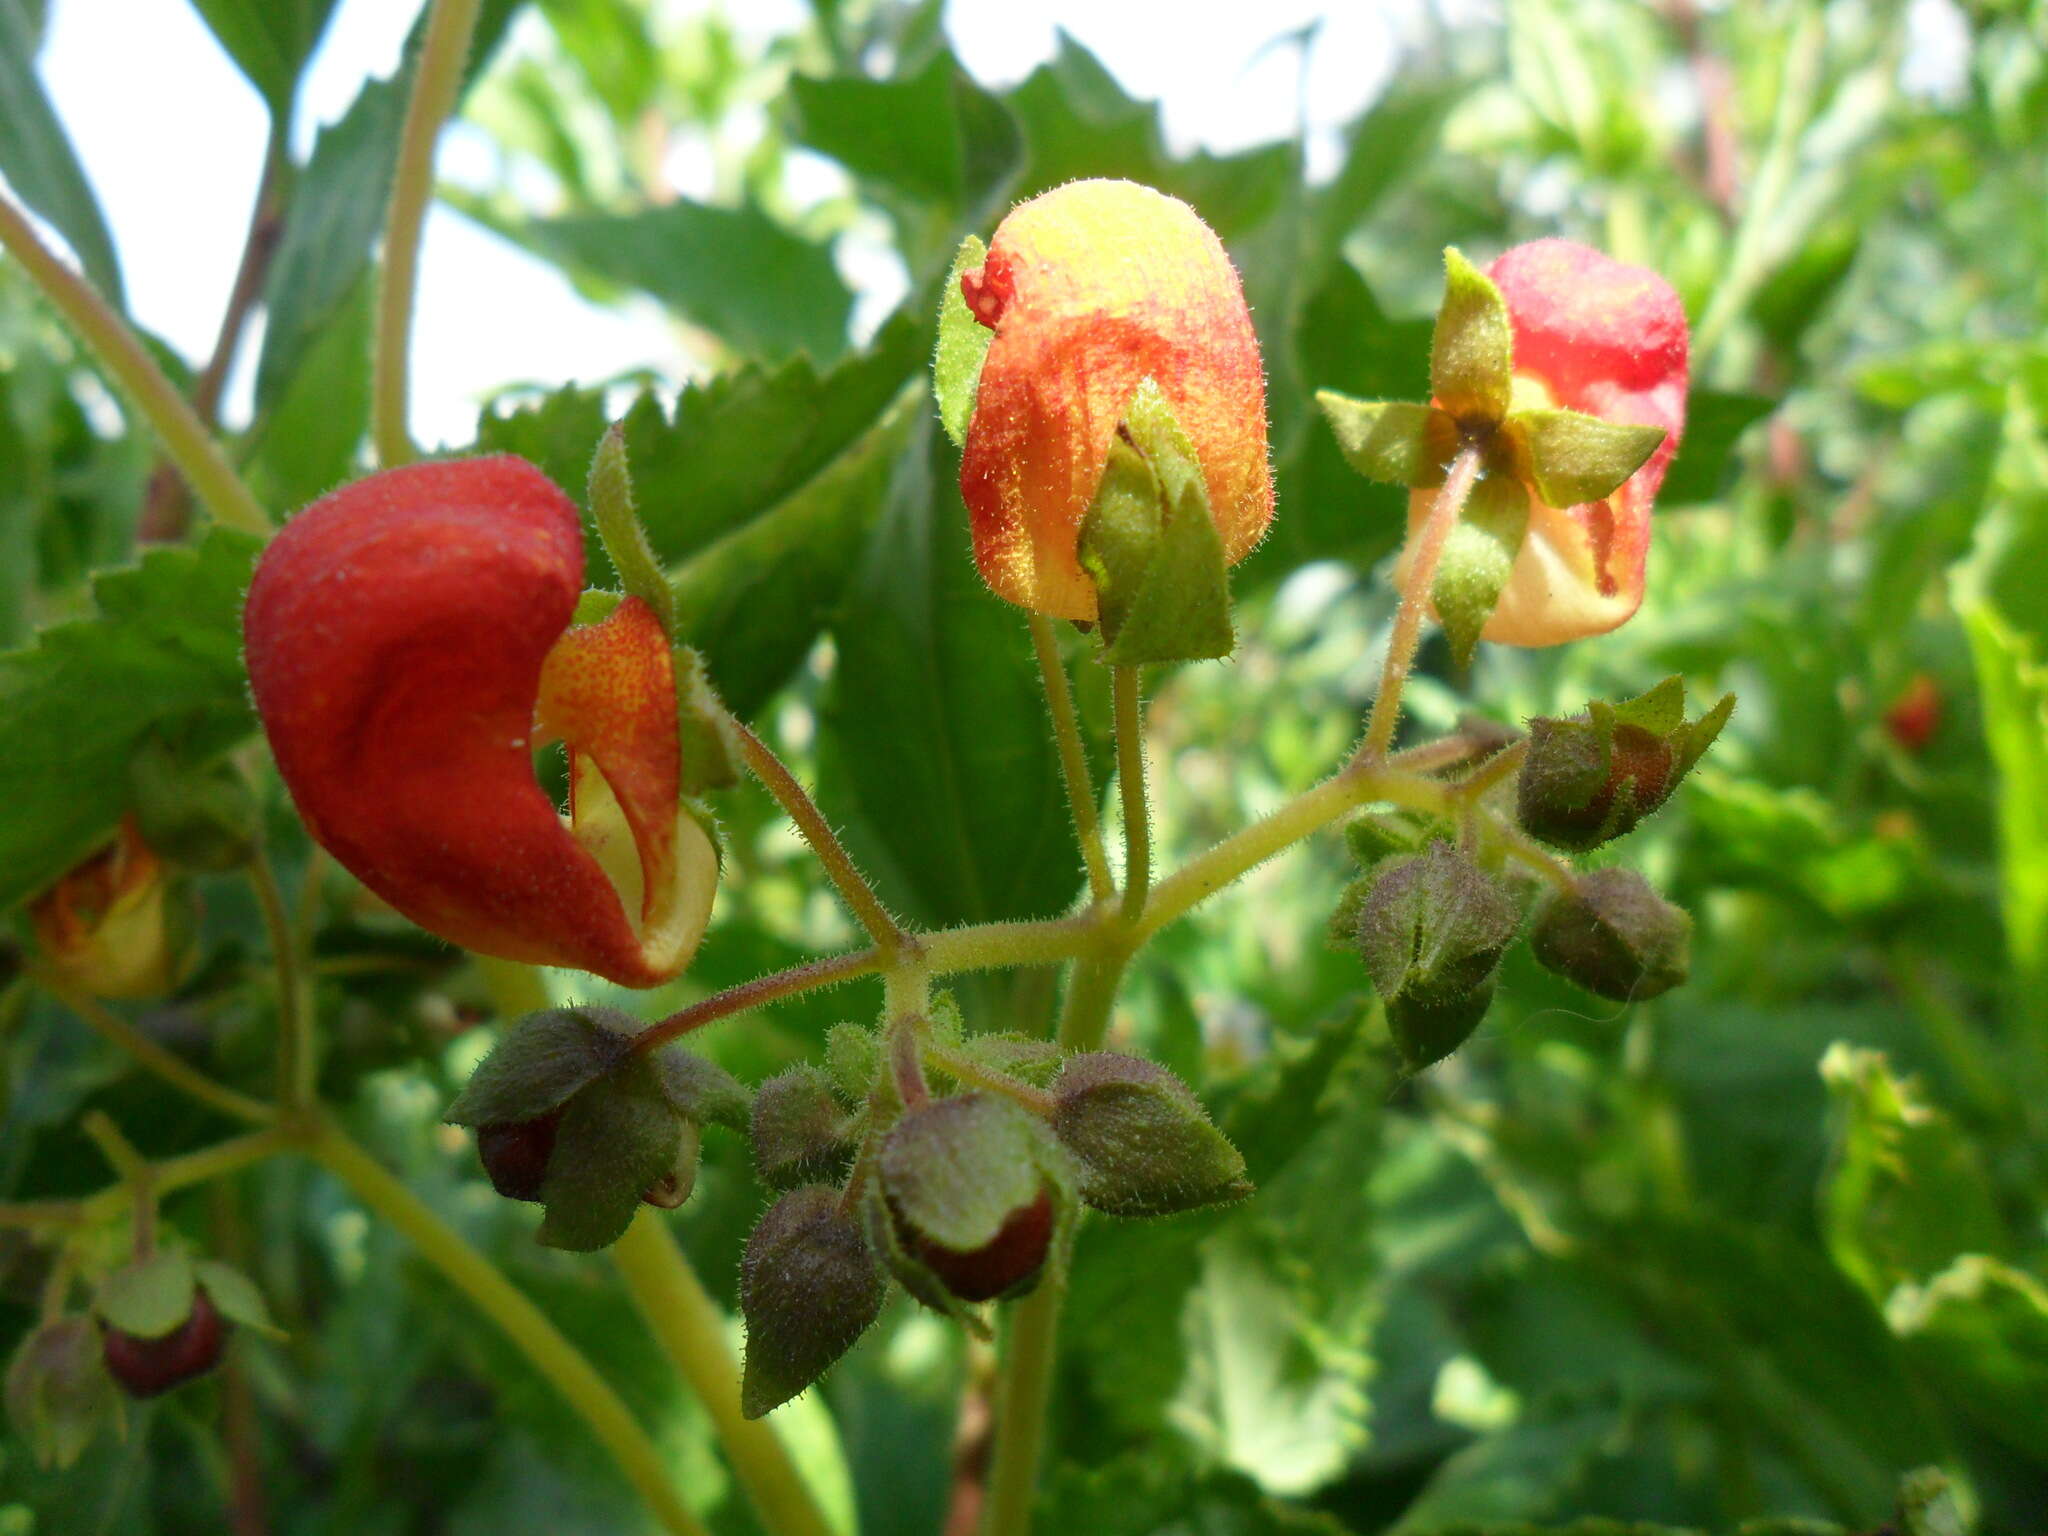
[3,0,2046,1532]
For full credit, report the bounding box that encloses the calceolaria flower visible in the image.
[243,456,721,988]
[29,818,189,999]
[939,178,1272,624]
[1321,239,1689,654]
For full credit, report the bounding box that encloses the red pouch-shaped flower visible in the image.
[243,457,716,988]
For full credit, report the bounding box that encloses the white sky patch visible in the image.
[31,0,1402,448]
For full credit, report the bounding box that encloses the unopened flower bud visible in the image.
[1883,673,1942,754]
[1530,869,1691,1002]
[101,1286,225,1399]
[476,1111,562,1202]
[28,818,192,1000]
[1050,1053,1250,1217]
[1355,843,1518,1069]
[1518,679,1732,852]
[751,1065,855,1189]
[740,1185,885,1418]
[873,1094,1066,1311]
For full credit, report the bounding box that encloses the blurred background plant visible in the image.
[1,0,2044,1532]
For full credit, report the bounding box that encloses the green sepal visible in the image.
[535,1052,683,1252]
[1431,247,1514,427]
[587,424,679,635]
[879,1094,1050,1254]
[740,1184,886,1417]
[1430,473,1528,669]
[443,1006,632,1128]
[642,1120,703,1210]
[651,1043,750,1131]
[192,1260,287,1342]
[934,234,993,447]
[673,645,741,793]
[5,1317,123,1471]
[95,1249,196,1340]
[1314,393,1458,487]
[1077,379,1235,666]
[1505,407,1667,507]
[573,589,622,625]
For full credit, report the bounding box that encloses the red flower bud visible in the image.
[244,457,716,987]
[958,179,1272,620]
[101,1286,225,1399]
[29,817,187,1000]
[1407,239,1688,645]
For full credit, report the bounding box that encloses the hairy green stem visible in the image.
[979,1272,1064,1536]
[38,975,273,1125]
[1029,614,1114,904]
[373,0,484,467]
[632,947,883,1055]
[1356,444,1484,764]
[0,191,272,537]
[307,1118,709,1536]
[611,1215,843,1536]
[731,718,905,955]
[1113,667,1150,923]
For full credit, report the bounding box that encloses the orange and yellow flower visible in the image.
[957,179,1272,620]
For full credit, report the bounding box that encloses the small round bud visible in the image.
[1355,843,1518,1069]
[750,1065,854,1189]
[476,1112,561,1203]
[1530,868,1691,1002]
[101,1287,226,1399]
[1050,1054,1249,1217]
[877,1095,1063,1307]
[1517,717,1674,852]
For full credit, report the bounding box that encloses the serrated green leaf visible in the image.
[1431,248,1513,426]
[537,1057,682,1251]
[95,1250,196,1340]
[933,234,991,447]
[1890,1256,2048,1469]
[476,321,924,719]
[1315,394,1456,488]
[1507,408,1666,507]
[815,416,1084,927]
[791,50,967,207]
[186,0,340,118]
[510,199,852,363]
[0,0,124,309]
[0,528,259,914]
[192,1260,286,1342]
[443,1008,629,1128]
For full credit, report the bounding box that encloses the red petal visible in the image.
[244,457,671,985]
